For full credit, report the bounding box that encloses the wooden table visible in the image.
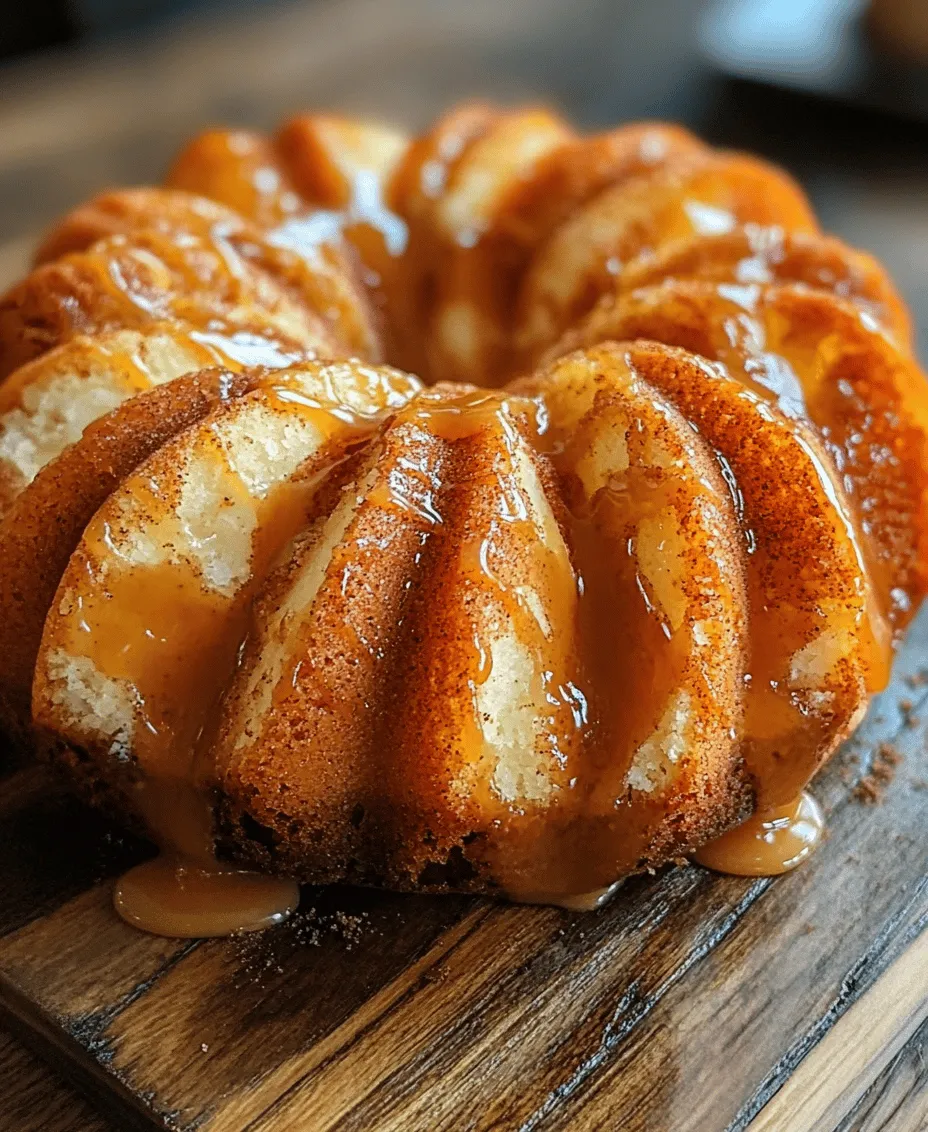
[0,1,926,1128]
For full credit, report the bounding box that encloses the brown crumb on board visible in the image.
[853,778,882,805]
[852,742,903,805]
[904,669,928,688]
[422,963,450,986]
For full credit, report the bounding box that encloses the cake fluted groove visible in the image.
[0,103,924,903]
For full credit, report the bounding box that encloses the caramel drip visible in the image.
[22,109,928,928]
[268,167,406,321]
[121,761,300,938]
[114,857,300,938]
[515,883,623,912]
[609,281,927,644]
[514,152,818,366]
[693,791,824,876]
[561,308,904,809]
[350,380,739,900]
[55,388,376,936]
[68,405,353,775]
[498,410,733,896]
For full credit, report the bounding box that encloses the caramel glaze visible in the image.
[693,791,824,876]
[15,107,928,931]
[31,363,420,936]
[21,188,381,364]
[513,150,819,367]
[114,857,300,938]
[0,225,340,381]
[109,357,839,910]
[0,323,313,518]
[557,281,928,641]
[533,343,890,810]
[617,225,914,351]
[38,187,382,363]
[0,369,277,756]
[409,119,709,387]
[165,129,307,230]
[210,376,748,901]
[167,123,406,360]
[394,107,574,386]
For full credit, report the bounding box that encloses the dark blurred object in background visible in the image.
[78,0,211,35]
[0,0,75,59]
[869,0,928,60]
[0,0,239,59]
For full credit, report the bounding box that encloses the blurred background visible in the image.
[0,0,927,348]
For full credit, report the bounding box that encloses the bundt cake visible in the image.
[0,104,925,935]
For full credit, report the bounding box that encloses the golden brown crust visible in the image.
[0,228,338,381]
[529,341,873,807]
[165,129,299,228]
[555,280,928,636]
[276,114,408,209]
[4,105,927,901]
[32,187,381,361]
[514,150,819,368]
[210,370,750,895]
[618,225,913,348]
[0,367,268,755]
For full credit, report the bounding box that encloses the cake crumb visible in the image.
[899,699,920,728]
[853,775,881,804]
[332,911,367,949]
[422,963,449,986]
[852,742,903,804]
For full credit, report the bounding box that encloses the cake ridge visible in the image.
[0,103,925,926]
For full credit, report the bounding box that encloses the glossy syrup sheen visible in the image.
[230,384,701,900]
[25,108,928,929]
[693,791,824,876]
[109,371,884,909]
[356,382,733,899]
[96,376,826,914]
[50,386,381,936]
[114,856,300,938]
[601,281,927,642]
[167,125,405,360]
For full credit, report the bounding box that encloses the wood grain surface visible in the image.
[0,611,925,1131]
[0,1,926,1129]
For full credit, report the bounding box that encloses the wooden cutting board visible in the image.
[0,1,927,1120]
[1,605,926,1131]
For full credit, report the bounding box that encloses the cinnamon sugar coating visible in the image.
[0,104,925,902]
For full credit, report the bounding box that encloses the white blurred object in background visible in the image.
[700,0,866,87]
